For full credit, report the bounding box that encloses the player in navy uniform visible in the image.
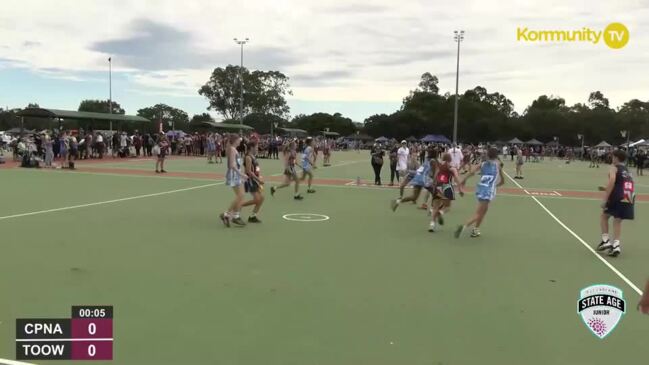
[597,150,635,257]
[429,153,463,232]
[242,141,265,223]
[270,141,303,200]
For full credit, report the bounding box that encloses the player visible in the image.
[323,139,331,166]
[454,147,505,238]
[241,140,265,223]
[596,149,635,257]
[391,148,438,212]
[270,141,304,200]
[514,148,524,179]
[301,137,317,193]
[429,153,463,232]
[219,134,247,227]
[398,149,420,198]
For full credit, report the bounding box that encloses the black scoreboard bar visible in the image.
[16,306,113,361]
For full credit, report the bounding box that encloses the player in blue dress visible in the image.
[454,147,504,238]
[219,134,247,227]
[391,148,438,211]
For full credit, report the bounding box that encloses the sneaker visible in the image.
[270,186,276,196]
[155,170,160,173]
[307,189,316,193]
[391,199,400,212]
[248,216,261,223]
[597,240,612,251]
[219,213,230,228]
[294,195,304,200]
[161,170,167,173]
[428,222,436,232]
[454,225,465,239]
[608,244,621,257]
[470,228,481,238]
[437,213,445,226]
[419,204,428,210]
[231,217,246,226]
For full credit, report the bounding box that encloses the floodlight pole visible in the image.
[108,57,113,132]
[234,37,250,134]
[453,30,465,145]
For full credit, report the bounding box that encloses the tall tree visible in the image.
[137,104,189,130]
[198,65,292,120]
[418,72,439,94]
[588,91,610,109]
[78,100,125,114]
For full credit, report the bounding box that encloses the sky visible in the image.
[1,0,648,122]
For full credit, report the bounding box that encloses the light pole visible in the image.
[453,30,465,145]
[108,57,112,132]
[233,37,250,134]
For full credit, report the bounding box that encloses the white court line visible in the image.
[0,183,221,222]
[0,359,38,365]
[553,190,562,196]
[503,170,643,295]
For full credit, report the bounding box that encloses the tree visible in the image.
[243,113,287,134]
[418,72,439,94]
[137,104,189,130]
[291,113,356,136]
[26,102,40,109]
[78,100,125,114]
[588,91,610,110]
[198,65,292,120]
[190,113,215,125]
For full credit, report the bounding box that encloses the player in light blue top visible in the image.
[454,147,504,238]
[301,137,317,194]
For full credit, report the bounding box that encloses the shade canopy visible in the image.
[17,108,149,122]
[322,131,340,137]
[507,137,524,144]
[420,134,451,143]
[407,136,418,142]
[202,121,254,131]
[525,138,543,145]
[277,127,308,137]
[594,141,612,148]
[375,136,389,142]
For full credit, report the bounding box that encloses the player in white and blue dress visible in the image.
[301,137,317,193]
[220,135,247,227]
[454,147,504,238]
[391,148,438,212]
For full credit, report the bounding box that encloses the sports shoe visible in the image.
[248,216,262,223]
[231,217,246,226]
[161,170,167,173]
[391,199,400,212]
[437,213,445,226]
[608,244,621,257]
[597,240,612,251]
[470,228,481,238]
[454,225,465,239]
[419,203,428,210]
[219,213,230,228]
[294,195,304,200]
[307,189,316,193]
[428,222,436,232]
[270,186,276,196]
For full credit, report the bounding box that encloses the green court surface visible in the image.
[0,152,646,365]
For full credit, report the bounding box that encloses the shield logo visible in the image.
[577,284,626,339]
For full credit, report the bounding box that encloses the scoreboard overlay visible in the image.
[15,306,113,361]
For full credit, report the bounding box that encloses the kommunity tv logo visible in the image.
[517,22,629,49]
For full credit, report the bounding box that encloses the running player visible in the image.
[596,149,635,257]
[270,141,304,200]
[454,147,505,238]
[391,148,438,212]
[398,149,420,198]
[429,153,463,232]
[242,140,265,223]
[220,134,247,227]
[301,137,317,193]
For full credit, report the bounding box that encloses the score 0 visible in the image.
[71,306,113,360]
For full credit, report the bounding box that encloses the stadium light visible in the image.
[453,30,465,145]
[234,38,250,133]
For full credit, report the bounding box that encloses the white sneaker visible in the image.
[428,222,436,232]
